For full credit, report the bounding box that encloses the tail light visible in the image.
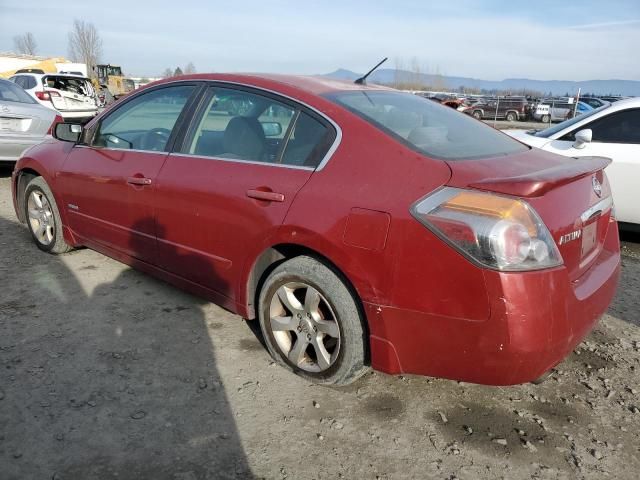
[47,114,64,135]
[35,90,61,102]
[411,187,563,271]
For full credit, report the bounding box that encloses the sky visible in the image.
[1,0,639,81]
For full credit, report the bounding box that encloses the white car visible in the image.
[506,98,640,226]
[9,72,98,121]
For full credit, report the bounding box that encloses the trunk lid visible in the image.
[446,148,614,281]
[0,101,55,137]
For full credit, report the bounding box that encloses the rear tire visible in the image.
[24,177,71,254]
[541,114,550,123]
[505,112,517,122]
[257,256,368,385]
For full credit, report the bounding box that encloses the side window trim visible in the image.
[84,81,205,152]
[177,81,338,170]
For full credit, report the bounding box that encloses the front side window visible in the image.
[186,87,333,167]
[94,85,195,151]
[582,109,640,144]
[325,90,527,160]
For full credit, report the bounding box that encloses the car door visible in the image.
[58,83,201,263]
[154,84,336,301]
[544,108,640,224]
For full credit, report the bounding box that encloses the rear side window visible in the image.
[281,112,330,167]
[185,86,333,167]
[325,90,527,160]
[0,80,36,104]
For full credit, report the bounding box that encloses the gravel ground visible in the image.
[1,168,639,480]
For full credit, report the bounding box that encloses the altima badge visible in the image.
[559,229,582,245]
[592,176,602,198]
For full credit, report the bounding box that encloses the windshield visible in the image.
[324,90,527,160]
[533,104,610,138]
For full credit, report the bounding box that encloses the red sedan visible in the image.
[11,74,620,386]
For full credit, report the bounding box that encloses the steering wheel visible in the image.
[138,128,171,151]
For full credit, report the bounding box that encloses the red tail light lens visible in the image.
[35,90,61,102]
[411,188,563,271]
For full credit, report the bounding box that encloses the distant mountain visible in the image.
[322,68,640,96]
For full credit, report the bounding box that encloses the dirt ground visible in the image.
[0,168,639,480]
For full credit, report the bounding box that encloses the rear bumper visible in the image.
[366,225,621,385]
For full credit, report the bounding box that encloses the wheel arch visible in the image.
[244,242,372,364]
[14,167,43,223]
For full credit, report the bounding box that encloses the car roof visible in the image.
[146,73,394,96]
[12,72,91,81]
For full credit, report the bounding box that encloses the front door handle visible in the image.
[246,189,285,202]
[127,176,152,186]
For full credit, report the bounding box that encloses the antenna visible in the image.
[354,57,388,85]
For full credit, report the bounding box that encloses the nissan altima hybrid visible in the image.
[11,74,620,386]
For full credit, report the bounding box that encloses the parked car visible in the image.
[0,78,60,165]
[531,100,592,123]
[580,97,610,109]
[11,75,620,386]
[9,72,98,121]
[599,96,628,103]
[463,96,528,121]
[507,97,640,226]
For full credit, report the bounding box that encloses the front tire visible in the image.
[505,111,517,122]
[24,177,71,254]
[257,256,367,385]
[541,114,550,123]
[472,110,482,120]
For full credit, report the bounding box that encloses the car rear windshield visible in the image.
[0,79,36,104]
[324,90,528,160]
[43,76,93,96]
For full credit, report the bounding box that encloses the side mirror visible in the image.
[573,128,592,149]
[261,121,282,137]
[54,122,83,143]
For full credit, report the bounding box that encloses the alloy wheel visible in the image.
[269,282,341,372]
[27,190,55,246]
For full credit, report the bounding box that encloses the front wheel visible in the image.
[541,114,550,123]
[257,256,368,385]
[472,110,482,120]
[505,112,517,122]
[24,177,71,254]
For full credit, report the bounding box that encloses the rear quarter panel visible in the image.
[275,106,491,322]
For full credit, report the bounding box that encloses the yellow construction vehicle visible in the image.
[94,64,134,99]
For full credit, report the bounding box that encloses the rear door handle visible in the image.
[127,176,152,186]
[246,189,285,202]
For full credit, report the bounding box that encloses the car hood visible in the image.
[503,129,551,148]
